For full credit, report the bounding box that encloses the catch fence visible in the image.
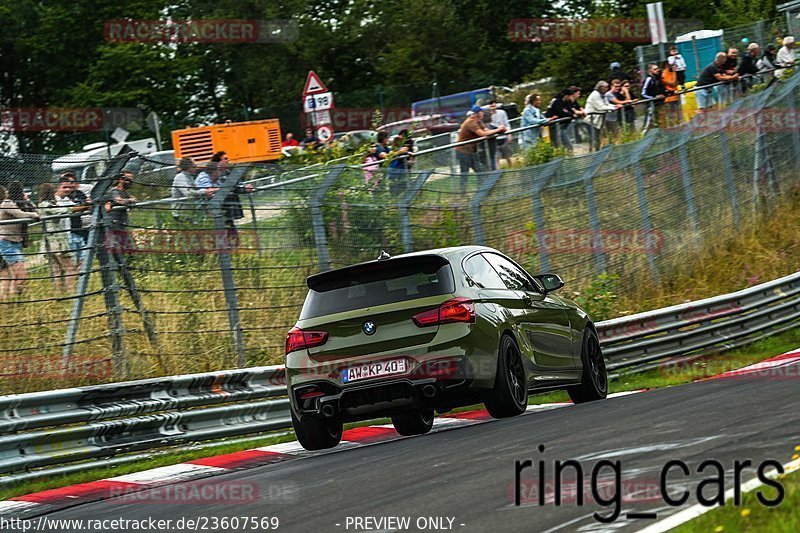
[1,74,799,393]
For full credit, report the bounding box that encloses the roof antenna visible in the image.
[377,250,391,260]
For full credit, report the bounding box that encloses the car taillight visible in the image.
[412,297,475,327]
[285,327,329,354]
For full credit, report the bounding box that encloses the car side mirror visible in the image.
[536,273,564,294]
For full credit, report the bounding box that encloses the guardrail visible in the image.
[1,269,798,485]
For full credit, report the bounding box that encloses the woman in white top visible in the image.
[38,182,78,291]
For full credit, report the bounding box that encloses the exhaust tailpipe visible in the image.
[321,404,336,417]
[422,384,437,399]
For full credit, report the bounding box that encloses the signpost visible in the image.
[302,71,334,143]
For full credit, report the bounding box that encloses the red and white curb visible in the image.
[2,349,797,520]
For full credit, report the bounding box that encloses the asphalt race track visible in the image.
[35,361,800,533]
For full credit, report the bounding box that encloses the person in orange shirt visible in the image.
[660,60,681,127]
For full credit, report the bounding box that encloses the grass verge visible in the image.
[2,327,797,501]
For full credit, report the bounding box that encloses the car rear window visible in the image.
[300,256,455,319]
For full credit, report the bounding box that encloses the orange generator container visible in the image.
[171,119,282,163]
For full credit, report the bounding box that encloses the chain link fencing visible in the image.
[1,73,800,394]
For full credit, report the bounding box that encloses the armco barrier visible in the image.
[0,270,798,483]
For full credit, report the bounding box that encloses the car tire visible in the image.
[391,408,435,436]
[485,335,528,418]
[567,328,608,404]
[291,410,343,450]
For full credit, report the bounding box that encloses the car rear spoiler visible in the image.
[307,255,449,292]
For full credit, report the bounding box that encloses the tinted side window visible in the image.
[463,254,506,289]
[483,253,535,292]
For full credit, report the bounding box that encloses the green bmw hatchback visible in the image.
[285,245,607,450]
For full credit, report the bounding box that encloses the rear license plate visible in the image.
[341,359,408,383]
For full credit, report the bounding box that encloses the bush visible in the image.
[570,273,620,322]
[523,141,568,166]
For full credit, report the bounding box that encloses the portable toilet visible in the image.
[675,29,724,82]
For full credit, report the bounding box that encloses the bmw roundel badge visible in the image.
[363,321,377,335]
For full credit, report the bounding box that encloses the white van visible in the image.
[51,138,158,189]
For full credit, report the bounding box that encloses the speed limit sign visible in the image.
[316,124,333,143]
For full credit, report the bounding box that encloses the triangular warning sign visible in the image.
[303,71,328,96]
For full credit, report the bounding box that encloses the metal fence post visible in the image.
[97,218,128,378]
[629,132,660,284]
[529,159,563,273]
[309,166,346,272]
[209,167,249,367]
[247,193,263,256]
[470,170,504,245]
[717,130,740,222]
[62,153,132,368]
[399,171,433,253]
[583,148,612,275]
[788,91,800,173]
[678,142,700,238]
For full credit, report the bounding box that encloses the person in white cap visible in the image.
[777,36,796,79]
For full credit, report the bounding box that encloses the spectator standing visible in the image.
[387,134,411,194]
[38,182,77,290]
[619,80,638,129]
[696,52,740,113]
[667,46,687,86]
[756,43,778,82]
[455,105,506,192]
[195,162,222,195]
[738,42,760,92]
[487,101,513,168]
[641,63,667,130]
[719,48,739,105]
[363,146,382,190]
[660,60,681,127]
[544,87,583,150]
[605,80,628,139]
[299,128,319,149]
[281,132,299,148]
[105,172,137,229]
[281,132,300,157]
[609,62,630,82]
[211,151,251,227]
[520,93,549,148]
[777,36,796,79]
[0,183,40,299]
[60,172,92,265]
[170,157,204,220]
[584,81,618,150]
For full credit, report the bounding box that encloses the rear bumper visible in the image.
[291,373,479,422]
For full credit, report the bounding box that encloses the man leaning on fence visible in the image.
[696,53,740,113]
[455,105,506,193]
[170,157,205,221]
[739,42,761,92]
